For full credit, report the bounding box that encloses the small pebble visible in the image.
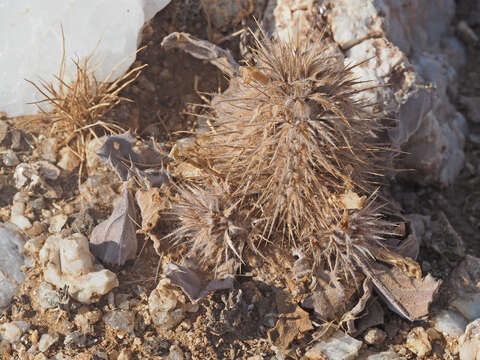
[103,310,135,333]
[304,331,362,359]
[167,344,184,360]
[406,327,431,358]
[36,160,61,180]
[0,321,30,343]
[64,331,87,349]
[3,149,19,166]
[11,201,25,216]
[0,121,8,143]
[48,214,68,233]
[364,328,387,345]
[10,214,32,230]
[38,332,59,352]
[366,351,405,359]
[459,319,480,360]
[38,282,60,309]
[57,147,80,172]
[433,309,467,338]
[117,349,131,360]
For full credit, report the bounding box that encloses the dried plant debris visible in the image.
[21,39,146,178]
[97,132,171,184]
[359,262,441,321]
[89,185,138,267]
[161,32,240,76]
[159,28,439,324]
[267,306,313,351]
[166,263,234,302]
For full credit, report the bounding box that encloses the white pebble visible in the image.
[434,309,468,338]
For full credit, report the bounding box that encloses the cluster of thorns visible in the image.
[167,30,405,284]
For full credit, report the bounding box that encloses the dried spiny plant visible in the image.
[168,181,253,274]
[191,29,388,258]
[313,194,400,279]
[24,33,146,179]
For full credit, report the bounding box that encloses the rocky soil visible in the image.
[1,0,480,359]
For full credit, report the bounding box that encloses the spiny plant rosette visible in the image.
[168,181,257,274]
[181,30,391,275]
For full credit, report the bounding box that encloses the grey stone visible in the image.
[459,319,480,360]
[64,331,87,349]
[0,321,30,343]
[3,150,19,167]
[103,310,135,333]
[0,121,7,143]
[0,223,27,311]
[38,282,60,309]
[324,0,466,186]
[304,331,362,360]
[433,310,468,339]
[38,332,59,352]
[363,328,387,345]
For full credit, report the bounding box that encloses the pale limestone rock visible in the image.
[304,331,362,360]
[38,332,59,352]
[0,0,171,117]
[0,321,30,343]
[367,351,405,360]
[0,223,28,310]
[271,0,467,185]
[434,310,468,338]
[57,147,80,172]
[459,319,480,360]
[148,278,186,330]
[405,327,431,358]
[39,233,118,304]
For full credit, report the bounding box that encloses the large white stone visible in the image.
[0,0,170,117]
[39,233,118,304]
[0,223,28,311]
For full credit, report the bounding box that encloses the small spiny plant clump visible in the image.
[170,29,397,279]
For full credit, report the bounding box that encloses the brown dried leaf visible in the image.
[358,260,441,321]
[97,132,170,184]
[135,188,166,232]
[89,186,137,266]
[161,32,240,76]
[166,263,234,302]
[267,306,313,350]
[341,278,373,333]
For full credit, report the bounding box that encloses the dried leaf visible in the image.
[166,263,234,302]
[357,260,441,321]
[161,32,240,76]
[97,132,170,184]
[267,306,313,350]
[135,188,166,232]
[89,186,137,266]
[303,269,360,322]
[340,190,366,210]
[341,279,373,334]
[356,300,384,335]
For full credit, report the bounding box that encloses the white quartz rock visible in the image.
[434,310,468,338]
[304,331,362,360]
[0,223,28,311]
[459,319,480,360]
[0,0,170,117]
[39,233,118,304]
[0,321,30,343]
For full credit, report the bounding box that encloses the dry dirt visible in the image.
[1,0,480,359]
